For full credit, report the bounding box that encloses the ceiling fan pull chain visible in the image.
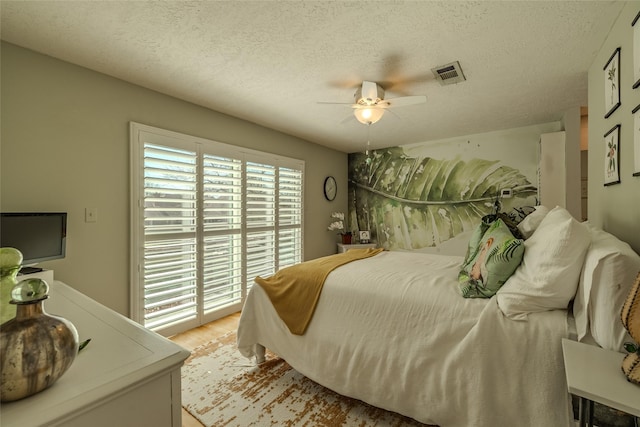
[365,123,371,155]
[365,124,373,165]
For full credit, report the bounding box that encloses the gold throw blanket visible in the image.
[255,248,383,335]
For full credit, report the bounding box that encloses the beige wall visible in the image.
[561,107,583,220]
[0,42,348,315]
[587,3,640,254]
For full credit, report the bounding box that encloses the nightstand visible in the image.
[562,338,640,427]
[337,243,377,253]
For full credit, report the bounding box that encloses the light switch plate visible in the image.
[85,207,97,223]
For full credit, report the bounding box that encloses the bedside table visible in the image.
[562,338,640,427]
[337,243,377,253]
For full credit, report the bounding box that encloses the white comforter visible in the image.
[237,251,572,427]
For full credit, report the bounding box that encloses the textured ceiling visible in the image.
[0,1,624,153]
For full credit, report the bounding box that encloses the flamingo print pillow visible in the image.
[459,219,524,298]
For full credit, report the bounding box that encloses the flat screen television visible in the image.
[0,212,67,266]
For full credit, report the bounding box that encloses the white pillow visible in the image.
[516,205,550,239]
[572,224,640,351]
[497,206,590,319]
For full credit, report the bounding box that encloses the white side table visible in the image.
[562,338,640,427]
[337,243,377,253]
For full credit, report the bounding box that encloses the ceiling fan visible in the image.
[319,80,427,125]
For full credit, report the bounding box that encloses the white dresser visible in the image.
[1,280,190,427]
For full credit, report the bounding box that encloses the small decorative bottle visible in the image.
[0,247,23,324]
[0,279,79,402]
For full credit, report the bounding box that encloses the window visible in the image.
[130,123,304,336]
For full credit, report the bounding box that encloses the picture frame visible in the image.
[604,47,621,118]
[633,104,640,176]
[604,124,621,186]
[359,230,370,244]
[633,11,640,89]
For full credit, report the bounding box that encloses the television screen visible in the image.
[0,212,67,265]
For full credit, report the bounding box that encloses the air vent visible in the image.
[431,61,466,85]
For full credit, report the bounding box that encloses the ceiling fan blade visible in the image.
[382,95,426,108]
[361,81,379,101]
[374,53,435,95]
[317,101,355,106]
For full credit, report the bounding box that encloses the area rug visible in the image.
[181,331,433,427]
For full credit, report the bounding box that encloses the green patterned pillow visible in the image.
[458,219,524,298]
[461,220,490,264]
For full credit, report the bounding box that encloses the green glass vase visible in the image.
[0,248,23,325]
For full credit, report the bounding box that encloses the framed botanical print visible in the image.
[633,104,640,176]
[604,47,621,118]
[633,11,640,89]
[604,124,621,186]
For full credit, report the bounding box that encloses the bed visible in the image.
[237,206,640,427]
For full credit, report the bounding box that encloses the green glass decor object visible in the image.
[0,247,23,324]
[0,279,79,402]
[624,342,638,353]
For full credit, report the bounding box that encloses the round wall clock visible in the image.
[323,176,337,201]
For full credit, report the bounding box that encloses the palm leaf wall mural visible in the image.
[348,147,537,251]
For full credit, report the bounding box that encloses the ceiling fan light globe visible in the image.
[354,108,384,125]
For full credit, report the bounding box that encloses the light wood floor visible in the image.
[170,312,241,427]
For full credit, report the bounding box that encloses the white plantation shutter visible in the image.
[246,162,276,287]
[142,144,198,331]
[202,234,242,313]
[278,167,303,268]
[202,154,243,313]
[131,123,304,335]
[246,162,275,228]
